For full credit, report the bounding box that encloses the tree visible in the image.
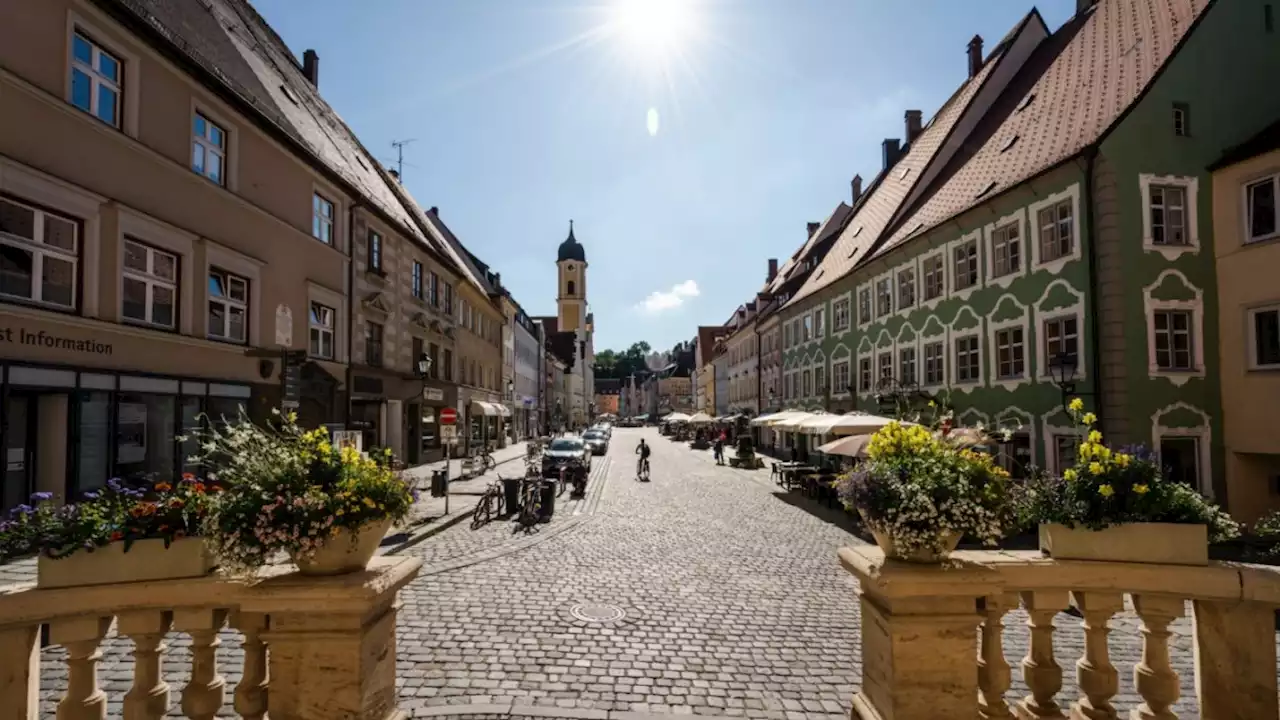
[594,341,653,379]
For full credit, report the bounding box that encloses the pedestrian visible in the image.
[713,437,724,465]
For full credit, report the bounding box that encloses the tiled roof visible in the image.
[788,35,1012,306]
[879,0,1210,254]
[765,202,854,295]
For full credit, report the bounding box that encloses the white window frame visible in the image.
[313,192,335,245]
[207,267,249,344]
[1033,280,1087,384]
[1143,270,1204,385]
[987,297,1030,391]
[308,281,346,363]
[1029,183,1082,273]
[121,238,178,329]
[69,29,121,127]
[832,358,851,396]
[897,267,916,311]
[1243,172,1280,246]
[857,285,873,326]
[813,306,825,339]
[921,251,947,307]
[0,196,80,310]
[1152,309,1195,372]
[1151,402,1213,498]
[953,333,982,386]
[1140,174,1199,260]
[1247,303,1280,370]
[205,240,262,346]
[858,354,872,394]
[985,209,1027,288]
[833,296,851,333]
[802,315,812,342]
[192,111,227,186]
[876,350,894,386]
[875,276,893,318]
[898,345,917,386]
[309,301,336,360]
[922,339,946,388]
[948,231,982,300]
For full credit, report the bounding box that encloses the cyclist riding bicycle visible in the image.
[635,438,651,477]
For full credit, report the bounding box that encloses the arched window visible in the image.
[567,280,576,295]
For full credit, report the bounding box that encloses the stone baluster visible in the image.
[230,611,269,720]
[118,611,173,720]
[1131,595,1183,720]
[0,624,41,720]
[173,609,227,720]
[1070,591,1122,720]
[49,615,111,720]
[1018,590,1069,719]
[1192,598,1280,720]
[978,593,1015,719]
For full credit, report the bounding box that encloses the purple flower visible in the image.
[82,491,100,500]
[30,492,53,502]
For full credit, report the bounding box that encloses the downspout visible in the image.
[1083,148,1104,437]
[345,202,361,430]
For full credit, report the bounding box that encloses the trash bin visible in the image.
[430,470,447,498]
[502,476,521,515]
[539,481,556,522]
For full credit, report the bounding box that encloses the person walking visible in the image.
[713,437,724,465]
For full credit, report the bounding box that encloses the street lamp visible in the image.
[1048,352,1094,413]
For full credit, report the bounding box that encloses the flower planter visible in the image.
[37,537,214,589]
[294,519,392,576]
[858,511,960,563]
[1038,522,1208,566]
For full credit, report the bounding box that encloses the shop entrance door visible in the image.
[2,392,36,511]
[406,403,421,466]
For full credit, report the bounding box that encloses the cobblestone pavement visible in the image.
[25,427,1280,718]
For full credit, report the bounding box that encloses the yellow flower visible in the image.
[1063,469,1078,482]
[1068,398,1084,413]
[336,509,345,516]
[928,401,935,407]
[1098,484,1114,498]
[1116,453,1132,468]
[1081,412,1097,426]
[363,497,377,508]
[1087,430,1103,444]
[1133,483,1149,495]
[1089,462,1103,475]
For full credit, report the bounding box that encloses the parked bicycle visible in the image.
[516,477,543,531]
[476,447,497,472]
[470,478,505,529]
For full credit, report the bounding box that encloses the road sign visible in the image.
[440,425,459,445]
[440,407,458,425]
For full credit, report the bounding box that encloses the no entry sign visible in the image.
[440,407,458,425]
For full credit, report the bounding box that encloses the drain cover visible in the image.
[570,603,626,623]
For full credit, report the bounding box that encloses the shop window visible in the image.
[115,394,177,484]
[75,391,111,496]
[122,239,178,329]
[180,396,203,475]
[0,197,79,309]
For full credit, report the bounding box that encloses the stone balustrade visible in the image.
[839,545,1280,720]
[0,555,421,720]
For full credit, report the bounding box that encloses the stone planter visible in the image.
[37,537,214,589]
[1038,522,1208,566]
[294,519,392,576]
[859,511,960,563]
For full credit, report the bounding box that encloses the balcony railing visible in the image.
[0,556,420,719]
[840,545,1280,720]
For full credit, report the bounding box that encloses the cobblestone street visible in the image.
[27,427,1280,718]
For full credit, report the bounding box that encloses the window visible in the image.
[953,240,979,290]
[898,268,915,310]
[1249,306,1280,369]
[998,433,1033,479]
[309,302,335,359]
[1172,103,1190,137]
[0,198,79,309]
[923,254,944,300]
[444,282,454,314]
[312,194,334,245]
[443,348,454,381]
[208,269,248,343]
[858,288,872,324]
[877,353,893,388]
[813,308,825,338]
[365,322,384,367]
[567,280,576,295]
[429,271,440,306]
[832,360,850,394]
[1038,200,1074,263]
[411,336,424,374]
[876,278,892,317]
[995,327,1025,379]
[412,261,424,300]
[1054,436,1079,474]
[1149,186,1188,246]
[122,239,177,329]
[1153,310,1194,370]
[367,231,382,272]
[924,341,945,385]
[192,113,225,185]
[991,222,1021,277]
[784,323,792,348]
[1044,316,1079,371]
[814,366,825,396]
[802,370,811,397]
[802,315,812,342]
[955,335,980,382]
[428,342,441,379]
[1159,437,1200,488]
[70,31,121,127]
[899,347,916,384]
[833,298,850,331]
[1246,174,1278,243]
[859,357,872,392]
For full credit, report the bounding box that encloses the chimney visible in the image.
[493,272,502,289]
[967,35,984,78]
[850,174,863,205]
[387,169,400,181]
[429,206,439,216]
[302,49,319,87]
[766,258,778,283]
[807,222,821,238]
[882,138,902,170]
[904,110,923,145]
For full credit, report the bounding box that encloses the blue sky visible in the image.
[253,0,1076,353]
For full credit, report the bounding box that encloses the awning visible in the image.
[471,400,500,417]
[666,412,693,423]
[751,410,806,426]
[495,404,512,418]
[687,412,714,424]
[772,412,824,429]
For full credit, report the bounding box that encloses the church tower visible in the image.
[557,220,587,333]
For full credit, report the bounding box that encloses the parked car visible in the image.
[591,424,612,440]
[543,437,591,479]
[583,429,609,455]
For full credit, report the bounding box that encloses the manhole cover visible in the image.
[569,603,626,623]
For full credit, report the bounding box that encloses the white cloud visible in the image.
[638,280,700,314]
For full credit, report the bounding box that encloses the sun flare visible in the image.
[612,0,696,58]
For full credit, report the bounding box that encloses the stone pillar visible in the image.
[0,625,40,720]
[385,400,403,459]
[1193,599,1279,719]
[241,557,421,720]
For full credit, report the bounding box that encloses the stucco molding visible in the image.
[1028,182,1083,275]
[1142,269,1205,386]
[1040,407,1077,476]
[955,407,989,428]
[984,207,1029,290]
[994,406,1037,475]
[1151,401,1213,498]
[1139,173,1200,260]
[1034,279,1088,384]
[987,295,1031,392]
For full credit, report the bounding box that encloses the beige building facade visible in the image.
[1212,125,1280,522]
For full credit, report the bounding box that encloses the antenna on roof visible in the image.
[390,138,416,180]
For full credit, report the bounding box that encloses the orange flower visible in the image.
[154,482,172,492]
[109,531,123,542]
[168,498,185,508]
[182,472,196,481]
[130,502,158,517]
[193,482,207,494]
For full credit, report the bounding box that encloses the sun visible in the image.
[612,0,696,59]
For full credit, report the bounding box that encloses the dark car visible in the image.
[543,437,591,478]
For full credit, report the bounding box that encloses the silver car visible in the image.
[583,430,609,456]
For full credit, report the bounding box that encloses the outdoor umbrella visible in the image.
[818,412,904,436]
[817,434,874,458]
[666,412,693,423]
[687,412,715,424]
